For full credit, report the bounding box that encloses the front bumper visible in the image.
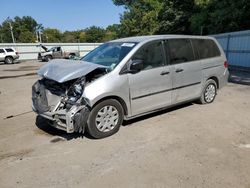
[38,56,45,60]
[32,80,90,133]
[32,104,89,133]
[38,53,46,60]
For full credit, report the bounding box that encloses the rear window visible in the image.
[192,39,221,59]
[5,48,14,52]
[0,49,4,53]
[167,39,195,64]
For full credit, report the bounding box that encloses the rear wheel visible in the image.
[199,79,217,104]
[5,56,13,64]
[87,99,124,139]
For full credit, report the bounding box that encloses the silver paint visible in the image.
[38,59,105,83]
[33,35,229,133]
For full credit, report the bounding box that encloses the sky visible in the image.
[0,0,124,31]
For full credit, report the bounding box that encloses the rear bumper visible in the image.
[219,69,229,89]
[13,56,20,63]
[13,55,19,60]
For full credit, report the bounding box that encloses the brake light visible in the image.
[224,61,228,68]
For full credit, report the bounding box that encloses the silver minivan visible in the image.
[32,35,229,138]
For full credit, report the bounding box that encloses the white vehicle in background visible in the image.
[0,48,19,64]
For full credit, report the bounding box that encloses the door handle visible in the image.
[160,70,170,75]
[175,68,183,73]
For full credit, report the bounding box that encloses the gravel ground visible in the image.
[0,61,250,188]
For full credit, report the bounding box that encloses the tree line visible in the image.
[0,16,120,43]
[114,0,250,36]
[0,0,249,43]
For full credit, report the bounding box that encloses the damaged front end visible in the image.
[32,59,107,133]
[32,78,90,133]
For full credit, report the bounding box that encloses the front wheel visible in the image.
[87,99,124,139]
[45,55,52,62]
[199,79,217,104]
[68,54,76,59]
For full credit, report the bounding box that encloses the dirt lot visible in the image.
[0,61,250,188]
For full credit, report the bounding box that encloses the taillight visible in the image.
[224,61,228,68]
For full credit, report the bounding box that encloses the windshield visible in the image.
[48,47,56,52]
[81,42,137,70]
[48,47,58,52]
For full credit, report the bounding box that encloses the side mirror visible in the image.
[129,59,144,73]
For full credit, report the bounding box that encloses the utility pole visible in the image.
[39,31,42,43]
[200,26,204,36]
[36,31,39,43]
[35,25,43,43]
[0,34,3,43]
[6,17,15,43]
[77,39,80,55]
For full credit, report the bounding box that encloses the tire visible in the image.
[68,54,75,59]
[45,55,52,62]
[87,99,124,139]
[199,79,217,104]
[5,56,13,64]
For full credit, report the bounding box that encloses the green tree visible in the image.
[42,28,62,43]
[11,16,39,42]
[79,31,86,42]
[156,0,195,34]
[19,30,36,42]
[62,31,79,43]
[113,0,135,6]
[102,24,121,41]
[113,0,250,36]
[190,0,250,35]
[0,21,13,43]
[85,26,106,42]
[113,0,163,36]
[0,16,40,43]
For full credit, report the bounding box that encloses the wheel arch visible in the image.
[91,96,128,116]
[5,56,13,60]
[207,76,219,89]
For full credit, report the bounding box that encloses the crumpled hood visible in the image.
[38,59,105,83]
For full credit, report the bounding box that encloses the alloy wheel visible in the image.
[204,84,216,103]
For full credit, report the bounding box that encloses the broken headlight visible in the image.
[67,77,85,103]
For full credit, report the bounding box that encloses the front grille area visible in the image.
[42,79,68,96]
[32,78,80,114]
[32,79,72,113]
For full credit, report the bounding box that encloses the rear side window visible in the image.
[0,49,4,53]
[192,39,221,59]
[167,39,195,64]
[5,48,14,52]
